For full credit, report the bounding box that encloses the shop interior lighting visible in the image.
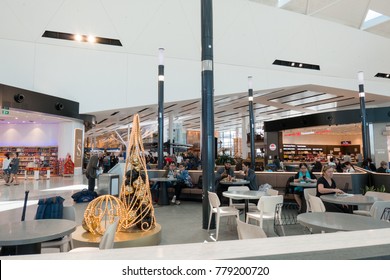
[42,30,122,47]
[375,72,390,79]
[272,59,320,70]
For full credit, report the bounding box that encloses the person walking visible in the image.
[7,152,20,186]
[2,152,11,184]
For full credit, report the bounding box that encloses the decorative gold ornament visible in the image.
[83,195,126,235]
[118,114,156,232]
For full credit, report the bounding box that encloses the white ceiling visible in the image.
[251,0,390,39]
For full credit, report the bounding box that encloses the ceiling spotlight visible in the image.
[14,93,25,103]
[291,62,295,66]
[298,63,303,67]
[55,102,64,111]
[387,74,390,78]
[74,34,83,41]
[87,35,96,43]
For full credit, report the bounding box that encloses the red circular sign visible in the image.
[269,143,277,151]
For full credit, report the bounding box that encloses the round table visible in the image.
[223,190,265,218]
[297,212,390,233]
[0,219,77,255]
[220,179,250,186]
[320,194,380,213]
[149,177,177,205]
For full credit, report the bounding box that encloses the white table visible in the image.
[297,212,390,233]
[220,179,250,186]
[0,219,77,255]
[223,190,265,218]
[320,194,380,213]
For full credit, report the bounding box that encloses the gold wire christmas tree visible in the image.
[119,114,156,231]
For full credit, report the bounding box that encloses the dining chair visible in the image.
[353,201,390,219]
[308,194,326,212]
[207,191,240,241]
[246,195,283,228]
[69,220,119,252]
[304,188,317,212]
[273,203,311,236]
[40,205,76,252]
[236,218,267,240]
[266,188,279,196]
[380,207,390,222]
[227,186,256,211]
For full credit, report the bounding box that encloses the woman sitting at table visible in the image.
[316,165,348,212]
[293,163,317,211]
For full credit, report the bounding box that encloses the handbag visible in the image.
[71,189,98,203]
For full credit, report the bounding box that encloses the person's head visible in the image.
[380,161,387,168]
[224,160,231,169]
[322,165,335,178]
[178,163,185,170]
[5,152,10,159]
[329,157,334,162]
[242,161,251,171]
[367,157,373,163]
[344,161,352,167]
[299,162,308,173]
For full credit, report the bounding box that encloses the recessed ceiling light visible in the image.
[74,34,83,41]
[87,35,96,43]
[273,59,320,70]
[374,72,390,79]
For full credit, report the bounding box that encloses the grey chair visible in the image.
[380,207,390,222]
[41,206,76,252]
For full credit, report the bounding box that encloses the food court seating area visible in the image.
[146,168,370,202]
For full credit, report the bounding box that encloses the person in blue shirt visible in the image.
[293,162,317,211]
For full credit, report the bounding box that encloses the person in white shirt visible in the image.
[343,161,355,173]
[2,153,11,183]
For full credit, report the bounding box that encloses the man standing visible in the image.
[86,153,99,192]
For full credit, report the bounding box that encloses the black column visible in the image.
[358,71,370,160]
[158,48,165,169]
[201,0,215,229]
[248,76,256,170]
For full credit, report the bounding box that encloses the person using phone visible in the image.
[293,162,317,211]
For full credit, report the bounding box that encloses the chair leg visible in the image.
[215,214,220,241]
[208,211,213,231]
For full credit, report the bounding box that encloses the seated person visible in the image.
[239,161,257,190]
[316,165,348,212]
[293,163,317,211]
[171,163,193,205]
[376,161,388,173]
[343,161,355,173]
[215,160,235,204]
[311,157,323,172]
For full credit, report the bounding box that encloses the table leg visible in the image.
[244,199,249,220]
[158,182,170,205]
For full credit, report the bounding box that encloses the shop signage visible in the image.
[341,141,351,145]
[1,109,9,115]
[74,129,83,168]
[269,143,277,151]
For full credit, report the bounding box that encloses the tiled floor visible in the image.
[1,174,281,254]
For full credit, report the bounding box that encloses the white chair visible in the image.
[246,195,283,228]
[207,191,239,241]
[380,207,390,222]
[304,188,317,212]
[236,218,267,240]
[41,206,76,252]
[227,186,256,211]
[308,194,326,212]
[353,201,390,219]
[266,188,279,196]
[69,220,119,252]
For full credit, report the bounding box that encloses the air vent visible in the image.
[42,30,122,47]
[375,73,390,79]
[110,111,120,116]
[273,59,320,70]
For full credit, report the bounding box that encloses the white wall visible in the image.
[0,123,59,146]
